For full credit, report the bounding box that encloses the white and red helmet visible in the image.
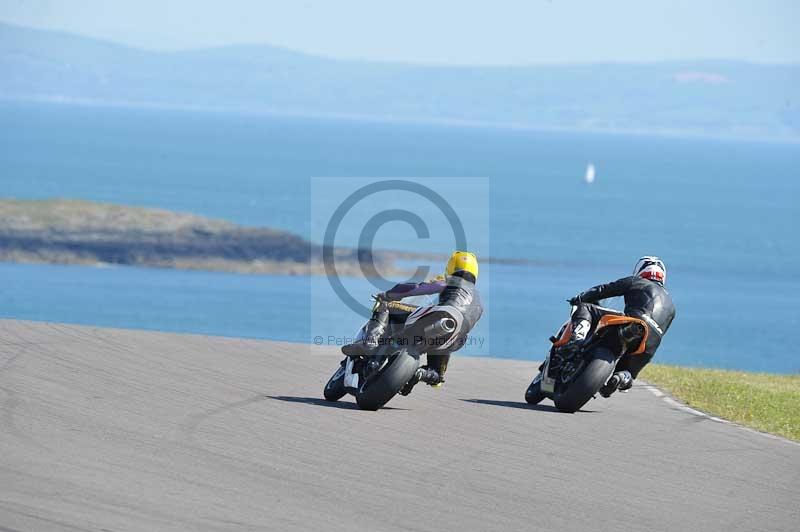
[634,256,666,284]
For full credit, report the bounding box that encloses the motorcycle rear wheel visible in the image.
[355,347,419,411]
[553,347,615,413]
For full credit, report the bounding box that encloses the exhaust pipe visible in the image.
[424,317,457,338]
[618,322,645,352]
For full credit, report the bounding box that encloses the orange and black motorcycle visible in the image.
[525,305,649,413]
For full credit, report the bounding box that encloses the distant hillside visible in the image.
[1,22,799,139]
[0,199,393,276]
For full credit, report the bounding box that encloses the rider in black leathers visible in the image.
[564,256,676,397]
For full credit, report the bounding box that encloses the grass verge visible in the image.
[640,364,800,442]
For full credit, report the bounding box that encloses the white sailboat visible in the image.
[584,163,596,184]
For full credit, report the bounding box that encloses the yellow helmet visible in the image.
[445,251,479,280]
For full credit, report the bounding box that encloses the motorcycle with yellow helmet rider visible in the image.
[324,251,484,410]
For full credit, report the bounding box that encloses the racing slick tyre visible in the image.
[355,347,419,411]
[553,347,615,413]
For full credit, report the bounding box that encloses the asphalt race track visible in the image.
[0,320,798,532]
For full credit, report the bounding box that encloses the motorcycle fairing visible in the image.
[594,315,649,355]
[549,315,648,355]
[550,321,573,347]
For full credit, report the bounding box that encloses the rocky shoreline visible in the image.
[0,199,401,277]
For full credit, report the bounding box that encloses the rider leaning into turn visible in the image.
[341,251,483,395]
[561,256,676,397]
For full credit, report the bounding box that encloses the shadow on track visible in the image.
[268,396,409,411]
[461,398,598,413]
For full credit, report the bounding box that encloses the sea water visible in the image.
[1,102,798,372]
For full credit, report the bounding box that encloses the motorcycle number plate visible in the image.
[540,356,556,394]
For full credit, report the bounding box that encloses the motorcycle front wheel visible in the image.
[525,373,547,405]
[355,347,419,411]
[323,360,347,401]
[553,347,615,413]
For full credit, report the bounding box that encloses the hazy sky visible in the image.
[1,0,798,64]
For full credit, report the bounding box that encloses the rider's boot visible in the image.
[341,308,389,357]
[418,367,442,385]
[555,319,591,355]
[600,370,632,397]
[399,366,443,396]
[425,353,449,388]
